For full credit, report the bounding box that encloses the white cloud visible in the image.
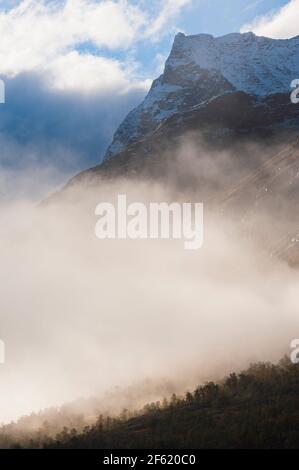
[241,0,299,39]
[47,51,150,93]
[243,0,263,13]
[145,0,192,40]
[0,0,191,92]
[0,0,146,91]
[0,0,145,71]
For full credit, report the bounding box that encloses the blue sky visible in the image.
[0,0,293,80]
[0,0,295,96]
[179,0,289,36]
[134,0,292,77]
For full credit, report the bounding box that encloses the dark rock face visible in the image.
[104,32,299,161]
[104,66,234,161]
[61,32,299,264]
[74,91,299,183]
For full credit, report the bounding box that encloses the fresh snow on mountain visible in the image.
[168,32,299,95]
[105,32,299,160]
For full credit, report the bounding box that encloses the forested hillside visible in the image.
[4,358,299,449]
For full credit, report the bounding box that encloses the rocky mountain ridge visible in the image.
[104,32,299,160]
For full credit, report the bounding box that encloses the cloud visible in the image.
[0,0,148,91]
[243,0,263,13]
[0,0,192,91]
[0,0,192,199]
[241,0,299,39]
[0,174,298,423]
[0,0,144,70]
[47,51,150,93]
[0,72,147,200]
[144,0,192,40]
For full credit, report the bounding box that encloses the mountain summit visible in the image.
[60,32,299,264]
[104,32,299,160]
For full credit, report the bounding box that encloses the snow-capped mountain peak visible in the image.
[168,32,299,95]
[104,32,299,160]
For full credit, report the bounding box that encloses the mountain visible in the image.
[58,31,299,263]
[65,31,299,186]
[67,90,299,210]
[221,138,299,262]
[9,358,299,449]
[104,32,299,161]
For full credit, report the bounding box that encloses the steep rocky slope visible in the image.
[59,32,299,264]
[104,32,299,160]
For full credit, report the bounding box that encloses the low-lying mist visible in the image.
[0,137,298,429]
